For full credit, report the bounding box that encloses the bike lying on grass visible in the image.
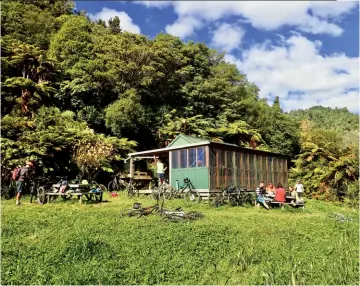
[119,198,204,222]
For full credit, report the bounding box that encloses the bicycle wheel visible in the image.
[119,209,141,218]
[183,189,200,203]
[186,211,204,220]
[243,194,254,205]
[152,187,160,200]
[164,186,174,200]
[108,181,116,192]
[127,185,139,198]
[37,186,47,205]
[229,195,238,207]
[163,214,183,223]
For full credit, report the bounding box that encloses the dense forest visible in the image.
[1,0,358,204]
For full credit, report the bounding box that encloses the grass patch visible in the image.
[1,194,359,285]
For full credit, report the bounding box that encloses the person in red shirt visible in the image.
[275,183,286,202]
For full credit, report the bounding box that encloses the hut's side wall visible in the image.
[209,147,288,190]
[169,146,210,191]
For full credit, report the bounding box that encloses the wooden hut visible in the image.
[127,134,288,197]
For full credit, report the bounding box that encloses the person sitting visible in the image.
[274,183,286,203]
[255,181,269,210]
[266,182,276,196]
[288,186,301,206]
[289,186,296,197]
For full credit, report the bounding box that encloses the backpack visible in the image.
[11,167,22,181]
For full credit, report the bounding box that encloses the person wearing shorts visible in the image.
[156,158,167,186]
[255,181,269,210]
[16,161,34,205]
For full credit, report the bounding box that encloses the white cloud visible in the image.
[89,7,141,34]
[134,1,358,38]
[165,16,203,39]
[210,23,245,52]
[133,1,172,9]
[225,34,359,112]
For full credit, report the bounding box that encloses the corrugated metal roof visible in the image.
[128,141,210,156]
[128,134,286,157]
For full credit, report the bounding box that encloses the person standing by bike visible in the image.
[156,157,167,186]
[15,161,34,205]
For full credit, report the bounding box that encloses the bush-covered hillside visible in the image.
[1,0,358,203]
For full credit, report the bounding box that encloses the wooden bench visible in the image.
[46,191,103,204]
[270,201,305,209]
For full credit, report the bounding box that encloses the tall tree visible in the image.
[108,16,121,34]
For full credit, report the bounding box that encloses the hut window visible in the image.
[172,151,179,169]
[197,147,205,167]
[180,149,187,168]
[188,148,196,168]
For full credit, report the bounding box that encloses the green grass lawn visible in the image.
[1,194,359,285]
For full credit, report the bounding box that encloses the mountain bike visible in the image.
[169,178,200,203]
[126,178,139,198]
[209,185,253,207]
[29,176,51,204]
[158,205,204,222]
[237,187,254,206]
[119,198,204,222]
[151,179,173,200]
[119,197,164,218]
[108,174,127,192]
[208,185,236,207]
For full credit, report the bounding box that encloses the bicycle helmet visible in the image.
[183,177,190,183]
[133,202,142,209]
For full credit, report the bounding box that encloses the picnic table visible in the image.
[45,183,103,204]
[264,194,305,209]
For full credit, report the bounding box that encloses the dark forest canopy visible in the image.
[1,0,358,204]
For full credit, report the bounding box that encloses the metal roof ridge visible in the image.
[128,141,211,156]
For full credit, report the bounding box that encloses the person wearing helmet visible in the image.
[15,161,34,205]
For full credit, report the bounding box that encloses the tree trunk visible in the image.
[21,89,31,114]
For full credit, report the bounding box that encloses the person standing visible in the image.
[15,161,34,205]
[156,158,167,186]
[294,179,304,198]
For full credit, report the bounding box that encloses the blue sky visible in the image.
[75,1,359,112]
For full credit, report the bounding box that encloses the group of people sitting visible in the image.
[255,180,304,210]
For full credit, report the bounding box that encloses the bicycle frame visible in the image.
[175,181,195,197]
